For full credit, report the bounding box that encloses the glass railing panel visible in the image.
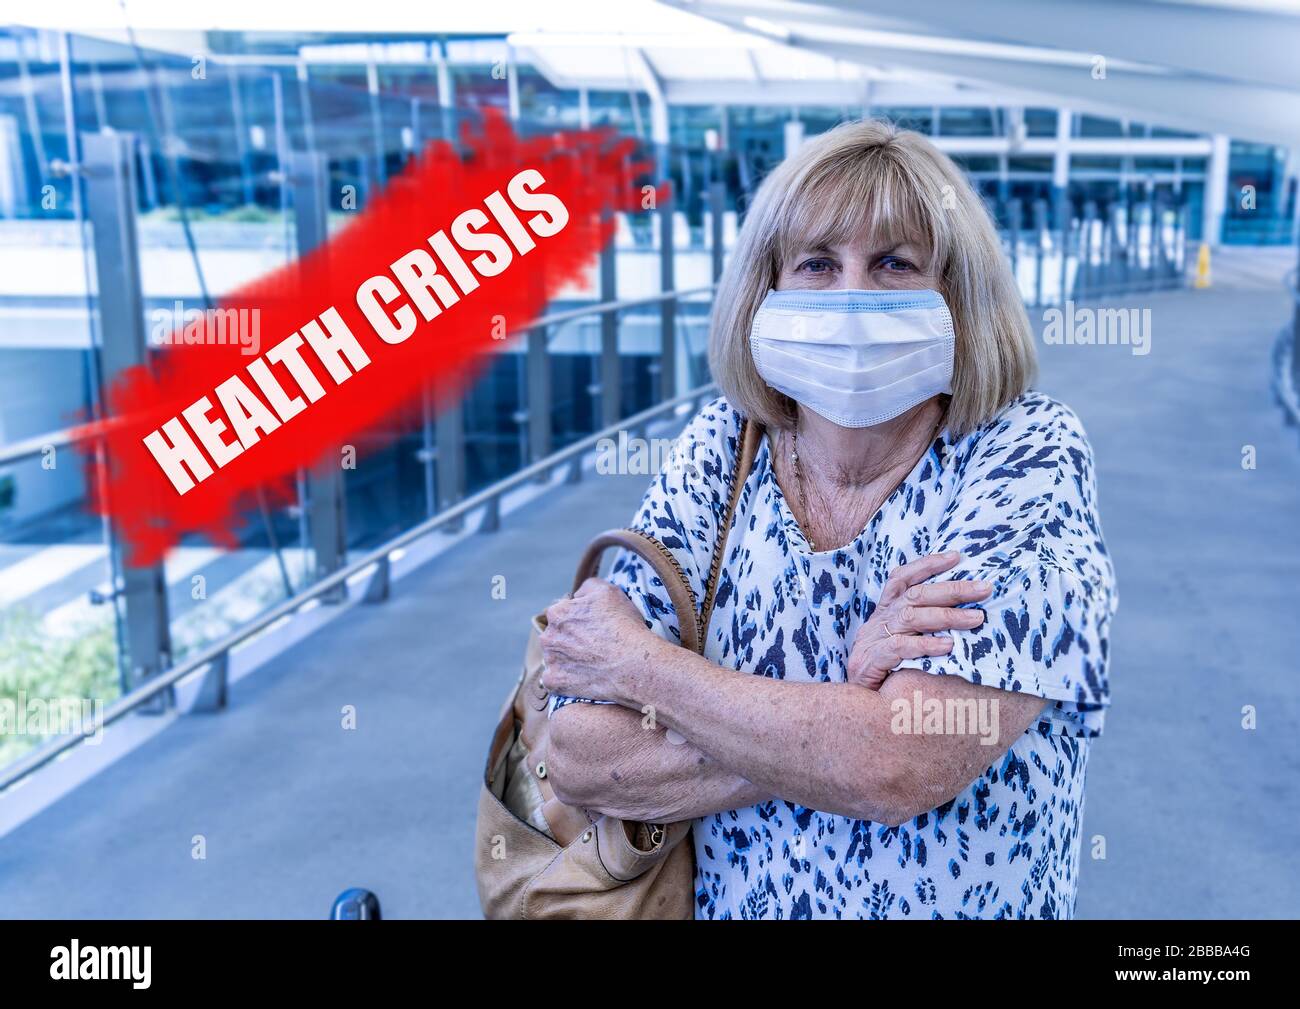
[613,303,665,420]
[547,311,603,452]
[2,32,736,752]
[0,29,121,769]
[462,349,528,498]
[59,38,311,659]
[339,398,431,552]
[0,443,120,769]
[676,290,715,392]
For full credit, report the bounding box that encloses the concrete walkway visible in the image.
[1047,285,1300,919]
[1,284,1297,919]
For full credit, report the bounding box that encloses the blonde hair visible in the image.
[709,118,1036,436]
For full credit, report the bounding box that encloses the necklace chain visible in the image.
[789,409,946,552]
[789,428,818,550]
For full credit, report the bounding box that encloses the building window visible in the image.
[873,107,933,134]
[938,107,995,137]
[1023,107,1058,137]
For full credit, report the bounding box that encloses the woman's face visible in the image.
[776,228,939,293]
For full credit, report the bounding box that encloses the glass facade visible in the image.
[1224,141,1296,244]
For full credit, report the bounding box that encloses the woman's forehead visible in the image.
[779,214,936,266]
[783,179,929,242]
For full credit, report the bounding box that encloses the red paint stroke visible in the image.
[75,114,658,566]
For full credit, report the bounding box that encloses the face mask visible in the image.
[749,288,955,428]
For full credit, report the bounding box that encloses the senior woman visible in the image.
[538,119,1116,920]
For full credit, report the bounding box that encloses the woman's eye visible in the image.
[796,257,836,274]
[878,256,916,272]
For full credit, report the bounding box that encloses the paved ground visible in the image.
[1,283,1297,919]
[1048,285,1300,919]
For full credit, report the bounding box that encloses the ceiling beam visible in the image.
[813,0,1300,94]
[800,36,1300,147]
[668,0,1300,146]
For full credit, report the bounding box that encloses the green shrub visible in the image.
[0,608,119,767]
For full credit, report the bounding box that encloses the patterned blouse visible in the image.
[554,392,1117,919]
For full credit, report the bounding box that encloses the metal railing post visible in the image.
[418,387,436,516]
[1058,215,1072,306]
[365,59,387,189]
[435,382,467,524]
[527,324,552,475]
[362,555,390,603]
[288,150,349,602]
[479,496,501,533]
[1032,198,1048,307]
[658,194,677,401]
[1177,205,1191,283]
[190,653,229,714]
[1110,204,1129,296]
[81,131,174,712]
[1080,201,1097,301]
[1006,198,1022,285]
[599,224,620,427]
[709,179,726,283]
[1142,201,1158,292]
[1154,200,1175,287]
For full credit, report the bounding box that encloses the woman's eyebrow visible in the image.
[789,242,837,257]
[787,240,926,260]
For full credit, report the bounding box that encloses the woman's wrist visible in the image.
[611,627,677,708]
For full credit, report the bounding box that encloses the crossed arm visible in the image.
[541,554,1049,827]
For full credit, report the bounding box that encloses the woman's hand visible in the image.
[538,577,658,705]
[846,551,992,690]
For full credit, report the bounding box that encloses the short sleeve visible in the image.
[894,396,1118,736]
[549,397,742,717]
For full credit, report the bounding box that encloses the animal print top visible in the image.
[553,392,1117,919]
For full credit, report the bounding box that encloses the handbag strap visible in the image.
[701,419,761,636]
[571,417,762,655]
[573,529,705,653]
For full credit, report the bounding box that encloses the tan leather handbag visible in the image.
[474,419,760,920]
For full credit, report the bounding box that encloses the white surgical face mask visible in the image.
[749,288,955,428]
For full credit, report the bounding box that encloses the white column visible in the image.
[1204,133,1230,247]
[649,91,669,148]
[1052,107,1071,189]
[1052,107,1071,228]
[436,43,453,111]
[506,45,520,121]
[783,117,806,160]
[0,115,25,218]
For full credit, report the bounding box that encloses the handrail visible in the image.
[530,286,713,331]
[0,426,83,467]
[0,285,717,469]
[0,381,719,793]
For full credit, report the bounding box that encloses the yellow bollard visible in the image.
[1194,242,1211,288]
